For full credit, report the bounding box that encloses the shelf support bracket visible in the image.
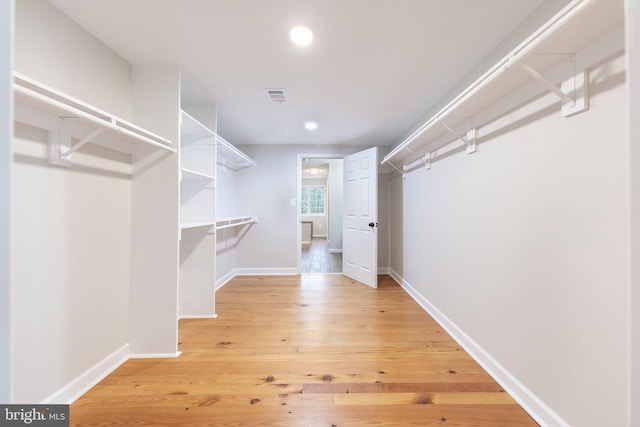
[387,160,407,179]
[48,118,108,166]
[518,62,589,117]
[48,119,72,167]
[61,127,106,158]
[441,122,477,154]
[561,67,589,117]
[518,62,574,104]
[423,152,433,170]
[518,61,589,117]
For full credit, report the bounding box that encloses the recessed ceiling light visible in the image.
[305,121,318,131]
[290,26,313,47]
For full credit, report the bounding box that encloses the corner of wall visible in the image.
[1,0,13,404]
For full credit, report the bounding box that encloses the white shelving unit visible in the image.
[12,66,183,358]
[382,0,623,173]
[179,110,216,230]
[214,138,257,289]
[178,108,217,319]
[13,72,174,167]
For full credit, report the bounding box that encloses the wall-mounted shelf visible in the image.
[180,167,216,182]
[217,134,256,171]
[179,110,216,228]
[181,221,216,230]
[13,72,174,167]
[381,0,623,174]
[178,107,217,319]
[215,216,257,231]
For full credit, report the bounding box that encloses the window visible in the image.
[301,185,325,215]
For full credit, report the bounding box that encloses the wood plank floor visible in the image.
[301,238,342,273]
[71,275,538,426]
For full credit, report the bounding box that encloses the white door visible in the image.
[343,147,378,288]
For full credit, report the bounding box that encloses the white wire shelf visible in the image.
[382,0,623,174]
[13,72,174,166]
[180,167,216,182]
[216,134,256,171]
[215,216,258,230]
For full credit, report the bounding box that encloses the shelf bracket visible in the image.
[387,161,407,178]
[517,61,589,117]
[48,119,72,167]
[561,68,589,117]
[61,127,106,158]
[423,152,433,170]
[48,118,108,166]
[441,122,477,154]
[518,62,574,104]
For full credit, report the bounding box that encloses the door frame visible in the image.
[296,153,345,274]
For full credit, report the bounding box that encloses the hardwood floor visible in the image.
[301,238,342,273]
[71,275,538,426]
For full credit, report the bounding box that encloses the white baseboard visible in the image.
[302,240,311,245]
[41,343,129,405]
[388,268,568,427]
[388,268,403,285]
[215,268,299,291]
[179,314,218,319]
[329,248,343,254]
[215,268,237,291]
[378,266,390,275]
[129,351,181,359]
[235,268,298,276]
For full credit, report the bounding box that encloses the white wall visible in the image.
[217,167,238,219]
[391,51,628,427]
[14,0,132,119]
[11,0,135,402]
[388,174,403,276]
[328,159,344,253]
[236,145,383,273]
[627,0,640,425]
[377,172,390,272]
[130,66,180,354]
[12,125,132,403]
[0,0,13,404]
[216,166,240,285]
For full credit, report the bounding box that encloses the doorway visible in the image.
[297,155,344,274]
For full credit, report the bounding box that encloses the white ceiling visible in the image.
[49,0,548,147]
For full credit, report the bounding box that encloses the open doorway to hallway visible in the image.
[298,156,344,274]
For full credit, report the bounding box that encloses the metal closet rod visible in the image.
[381,0,595,166]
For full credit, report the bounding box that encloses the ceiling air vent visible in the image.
[264,88,290,104]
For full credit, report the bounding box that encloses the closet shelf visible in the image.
[215,216,258,230]
[217,134,256,171]
[181,110,215,143]
[180,167,215,182]
[181,221,216,230]
[13,72,174,166]
[381,0,623,173]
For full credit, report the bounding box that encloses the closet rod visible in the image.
[215,217,257,231]
[381,0,594,165]
[14,84,175,153]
